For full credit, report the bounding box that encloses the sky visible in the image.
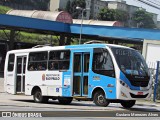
[103,0,160,20]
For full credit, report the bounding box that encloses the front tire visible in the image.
[33,89,48,103]
[58,97,73,105]
[93,90,109,107]
[121,100,136,109]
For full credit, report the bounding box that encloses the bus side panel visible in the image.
[25,71,62,96]
[62,71,72,97]
[4,53,16,94]
[89,72,117,99]
[4,53,8,93]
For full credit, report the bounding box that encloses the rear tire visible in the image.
[33,89,48,103]
[121,100,136,109]
[93,90,109,107]
[58,97,73,105]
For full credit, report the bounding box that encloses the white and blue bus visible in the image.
[4,44,152,108]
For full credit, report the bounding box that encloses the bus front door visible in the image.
[73,53,90,97]
[16,56,26,94]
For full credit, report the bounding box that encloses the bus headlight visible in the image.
[120,80,130,89]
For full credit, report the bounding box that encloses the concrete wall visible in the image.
[142,40,160,59]
[142,39,160,69]
[50,0,60,11]
[157,21,160,29]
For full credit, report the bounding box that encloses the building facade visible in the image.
[107,0,127,11]
[90,0,107,19]
[103,0,157,28]
[49,0,106,20]
[50,0,72,11]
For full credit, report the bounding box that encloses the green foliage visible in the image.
[0,30,59,45]
[133,9,156,28]
[0,5,11,14]
[17,32,59,45]
[98,8,128,22]
[1,0,49,11]
[65,0,86,19]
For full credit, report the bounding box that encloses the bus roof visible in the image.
[7,43,132,54]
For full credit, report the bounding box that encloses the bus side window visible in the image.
[49,50,70,71]
[92,48,115,77]
[59,51,70,70]
[8,54,15,72]
[28,51,48,71]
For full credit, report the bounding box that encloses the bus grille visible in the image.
[130,93,148,98]
[129,80,149,87]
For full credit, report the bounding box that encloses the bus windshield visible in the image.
[111,47,149,77]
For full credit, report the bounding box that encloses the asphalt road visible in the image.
[0,77,160,119]
[0,93,160,119]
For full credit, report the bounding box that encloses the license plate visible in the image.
[137,92,143,95]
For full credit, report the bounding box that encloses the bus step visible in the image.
[73,96,90,101]
[16,92,25,95]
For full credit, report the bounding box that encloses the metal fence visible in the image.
[153,61,160,101]
[147,61,160,102]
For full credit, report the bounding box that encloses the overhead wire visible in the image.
[136,0,160,10]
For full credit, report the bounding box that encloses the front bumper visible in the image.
[117,83,152,100]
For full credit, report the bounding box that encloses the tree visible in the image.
[98,8,128,23]
[65,0,86,19]
[133,9,156,28]
[98,8,115,21]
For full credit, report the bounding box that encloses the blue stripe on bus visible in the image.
[120,72,140,90]
[65,44,106,49]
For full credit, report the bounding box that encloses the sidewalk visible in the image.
[0,77,4,93]
[136,99,160,107]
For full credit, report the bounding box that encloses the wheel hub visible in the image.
[98,95,105,104]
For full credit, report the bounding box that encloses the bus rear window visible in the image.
[8,54,15,71]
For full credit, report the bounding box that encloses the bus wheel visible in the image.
[58,97,73,105]
[33,89,48,103]
[93,91,109,107]
[121,100,136,109]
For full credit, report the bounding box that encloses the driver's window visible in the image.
[92,48,115,77]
